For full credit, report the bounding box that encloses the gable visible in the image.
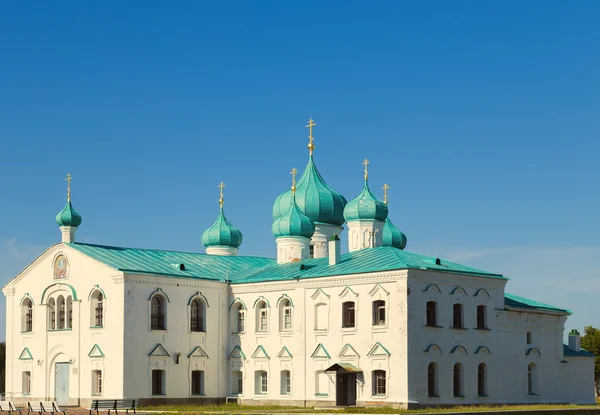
[339,286,358,299]
[149,343,170,357]
[251,345,270,359]
[19,347,33,360]
[368,283,389,297]
[188,346,208,358]
[311,343,331,359]
[338,344,359,358]
[311,288,330,301]
[278,346,293,359]
[229,346,246,359]
[367,342,391,357]
[88,344,105,358]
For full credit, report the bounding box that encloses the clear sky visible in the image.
[1,1,599,341]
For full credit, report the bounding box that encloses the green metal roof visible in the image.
[504,293,571,314]
[66,243,503,283]
[563,344,596,358]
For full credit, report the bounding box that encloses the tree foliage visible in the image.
[580,326,600,383]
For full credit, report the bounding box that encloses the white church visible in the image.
[2,120,596,408]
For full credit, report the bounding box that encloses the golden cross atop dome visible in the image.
[66,173,72,202]
[306,118,316,155]
[218,181,225,207]
[363,159,370,180]
[382,183,390,205]
[290,167,298,195]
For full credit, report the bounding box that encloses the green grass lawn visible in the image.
[140,402,600,414]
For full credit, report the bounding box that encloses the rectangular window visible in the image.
[476,305,486,329]
[232,371,243,395]
[92,370,102,396]
[284,308,292,330]
[426,301,437,327]
[255,370,268,394]
[342,302,355,328]
[261,372,268,393]
[191,370,204,395]
[372,300,386,326]
[316,371,329,396]
[259,310,268,331]
[237,310,245,333]
[26,308,33,332]
[22,371,31,395]
[315,303,328,331]
[452,303,464,329]
[373,370,386,396]
[152,369,165,395]
[280,370,291,395]
[309,245,315,258]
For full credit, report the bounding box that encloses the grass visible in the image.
[140,402,600,414]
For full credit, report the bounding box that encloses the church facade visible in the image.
[2,121,595,407]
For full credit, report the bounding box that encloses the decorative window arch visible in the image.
[230,300,246,333]
[424,344,443,354]
[150,292,167,331]
[450,287,468,296]
[190,297,206,333]
[450,345,468,355]
[90,289,104,328]
[278,297,293,331]
[255,300,269,332]
[474,288,491,299]
[423,284,442,294]
[21,295,34,333]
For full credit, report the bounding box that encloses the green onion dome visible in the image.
[272,155,347,226]
[55,201,83,227]
[201,208,243,248]
[382,217,407,250]
[272,194,315,238]
[343,180,388,222]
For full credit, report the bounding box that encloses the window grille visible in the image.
[477,305,486,329]
[477,363,486,396]
[95,294,104,327]
[426,301,437,327]
[453,363,463,397]
[342,302,355,328]
[372,300,386,325]
[373,370,386,395]
[25,302,33,332]
[191,299,204,332]
[427,363,438,397]
[309,245,315,258]
[191,370,203,395]
[452,303,463,329]
[260,310,268,331]
[92,370,102,395]
[151,296,165,330]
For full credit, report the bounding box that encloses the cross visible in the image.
[290,167,298,195]
[363,159,370,180]
[382,183,390,205]
[218,181,225,206]
[306,118,316,155]
[65,173,72,201]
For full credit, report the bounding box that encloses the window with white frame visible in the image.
[255,370,268,394]
[22,298,33,332]
[190,298,205,332]
[22,371,31,395]
[280,370,291,395]
[191,370,204,395]
[48,298,56,330]
[314,303,328,331]
[256,301,268,332]
[235,303,245,333]
[91,291,104,327]
[151,295,166,330]
[152,369,165,395]
[316,371,329,396]
[342,301,355,328]
[372,300,385,326]
[279,298,292,331]
[232,371,243,394]
[92,370,102,396]
[372,370,386,396]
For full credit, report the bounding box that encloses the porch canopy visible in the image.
[325,362,362,374]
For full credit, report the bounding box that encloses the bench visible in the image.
[27,402,65,415]
[0,401,21,415]
[89,399,136,415]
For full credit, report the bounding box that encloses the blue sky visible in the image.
[1,1,599,341]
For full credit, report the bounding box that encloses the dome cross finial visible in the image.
[290,167,298,195]
[306,118,316,155]
[218,181,225,207]
[382,183,390,205]
[66,173,73,202]
[363,159,370,180]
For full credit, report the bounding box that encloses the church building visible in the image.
[2,120,595,407]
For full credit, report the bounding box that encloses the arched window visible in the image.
[91,291,104,327]
[57,295,66,329]
[526,332,533,345]
[256,301,268,332]
[452,303,464,329]
[190,298,206,332]
[528,363,537,395]
[279,299,292,331]
[426,301,437,327]
[66,296,73,329]
[477,363,487,396]
[372,300,386,326]
[427,363,438,397]
[372,370,386,396]
[280,370,291,395]
[476,305,487,329]
[234,303,245,333]
[22,298,33,332]
[342,301,355,328]
[314,303,328,331]
[151,295,166,330]
[48,298,56,330]
[453,363,464,397]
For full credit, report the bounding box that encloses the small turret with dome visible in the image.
[381,184,407,250]
[343,160,388,252]
[272,119,346,258]
[201,182,243,256]
[273,168,315,264]
[56,173,83,243]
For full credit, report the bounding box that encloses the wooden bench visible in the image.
[89,399,136,415]
[26,401,65,415]
[0,401,21,415]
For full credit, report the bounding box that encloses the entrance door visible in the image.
[335,374,357,406]
[55,363,70,405]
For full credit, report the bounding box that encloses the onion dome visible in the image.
[272,194,315,238]
[343,180,388,222]
[55,201,83,227]
[202,182,243,248]
[201,207,243,248]
[272,155,347,225]
[383,217,407,250]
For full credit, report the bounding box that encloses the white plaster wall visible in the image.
[565,357,596,404]
[2,244,125,405]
